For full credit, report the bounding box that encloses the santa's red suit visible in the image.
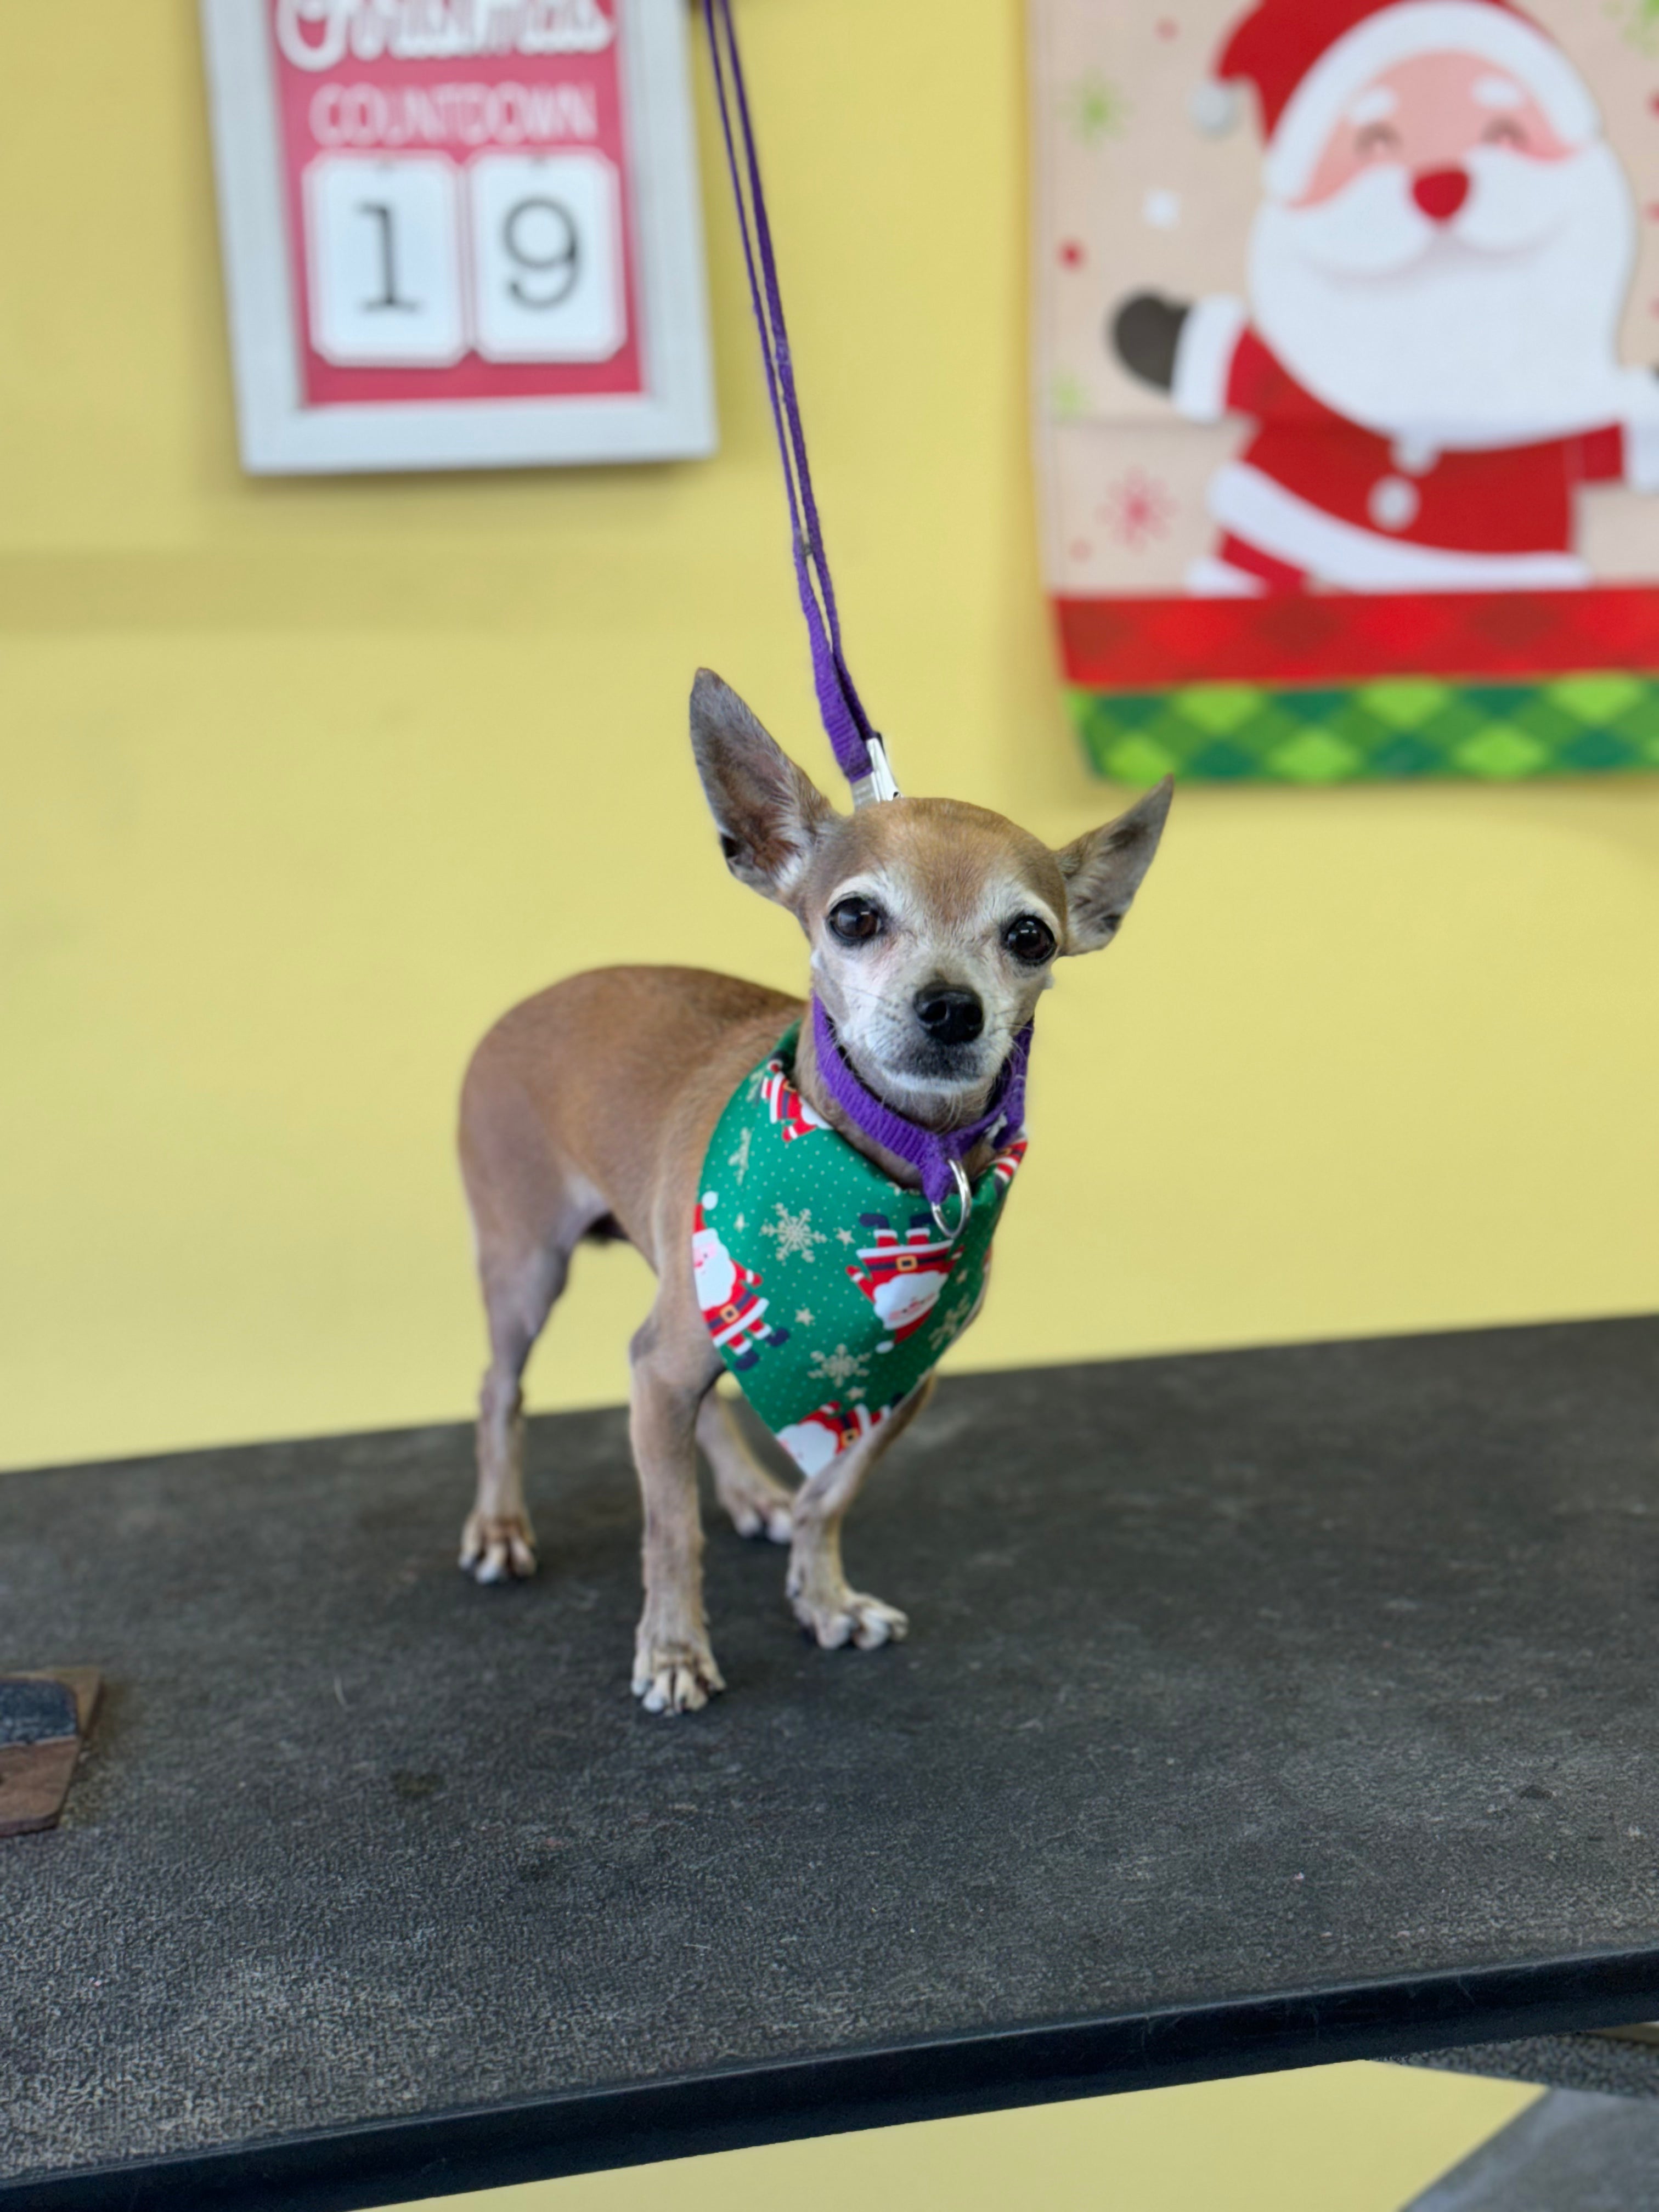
[1173,302,1650,594]
[845,1214,961,1345]
[760,1056,825,1142]
[691,1199,787,1369]
[989,1136,1028,1191]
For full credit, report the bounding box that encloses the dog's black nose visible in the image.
[913,985,984,1047]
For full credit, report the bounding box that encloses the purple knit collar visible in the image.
[810,996,1031,1220]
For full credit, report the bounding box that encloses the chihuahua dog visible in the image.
[457,670,1170,1714]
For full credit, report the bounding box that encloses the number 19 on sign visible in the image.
[306,152,623,368]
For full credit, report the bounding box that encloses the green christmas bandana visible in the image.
[693,1025,1027,1476]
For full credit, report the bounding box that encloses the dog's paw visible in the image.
[631,1640,725,1716]
[791,1587,909,1652]
[459,1510,537,1584]
[719,1480,794,1545]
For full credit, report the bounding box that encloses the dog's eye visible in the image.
[1003,915,1057,964]
[828,896,883,944]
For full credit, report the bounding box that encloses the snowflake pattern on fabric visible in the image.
[760,1203,829,1263]
[694,1024,1026,1474]
[1050,370,1091,422]
[809,1342,870,1387]
[1063,69,1128,147]
[1100,468,1176,551]
[927,1293,979,1353]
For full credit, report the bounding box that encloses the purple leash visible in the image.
[704,0,1032,1229]
[703,0,896,806]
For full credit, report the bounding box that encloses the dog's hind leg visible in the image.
[459,1062,612,1584]
[696,1391,794,1544]
[461,1223,574,1583]
[786,1374,934,1651]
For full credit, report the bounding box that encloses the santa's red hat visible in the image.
[1193,0,1601,201]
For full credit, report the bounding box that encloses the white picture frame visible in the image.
[200,0,717,473]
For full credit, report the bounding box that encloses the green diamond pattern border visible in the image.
[1072,676,1659,787]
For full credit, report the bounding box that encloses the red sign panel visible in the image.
[268,0,642,408]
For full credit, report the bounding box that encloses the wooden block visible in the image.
[0,1669,102,1839]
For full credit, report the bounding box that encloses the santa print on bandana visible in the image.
[759,1054,826,1142]
[845,1217,965,1346]
[695,1028,1026,1475]
[1035,0,1659,775]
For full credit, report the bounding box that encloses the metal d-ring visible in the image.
[931,1157,973,1243]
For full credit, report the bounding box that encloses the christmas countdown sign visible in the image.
[1031,0,1659,783]
[201,0,714,471]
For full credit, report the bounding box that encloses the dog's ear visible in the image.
[1053,777,1173,953]
[690,669,837,904]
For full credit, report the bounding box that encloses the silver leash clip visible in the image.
[850,735,901,809]
[930,1156,972,1243]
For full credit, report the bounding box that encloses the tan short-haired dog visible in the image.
[458,672,1171,1714]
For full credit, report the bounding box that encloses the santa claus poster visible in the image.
[1032,0,1659,783]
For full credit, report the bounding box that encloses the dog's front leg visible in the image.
[629,1310,725,1715]
[786,1375,934,1651]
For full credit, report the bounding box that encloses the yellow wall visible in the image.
[420,2064,1540,2212]
[3,0,1657,1482]
[0,8,1600,2204]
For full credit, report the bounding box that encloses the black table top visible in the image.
[6,1320,1659,2211]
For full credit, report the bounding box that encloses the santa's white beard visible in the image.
[1248,140,1640,448]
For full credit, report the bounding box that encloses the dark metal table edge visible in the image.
[8,1947,1659,2212]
